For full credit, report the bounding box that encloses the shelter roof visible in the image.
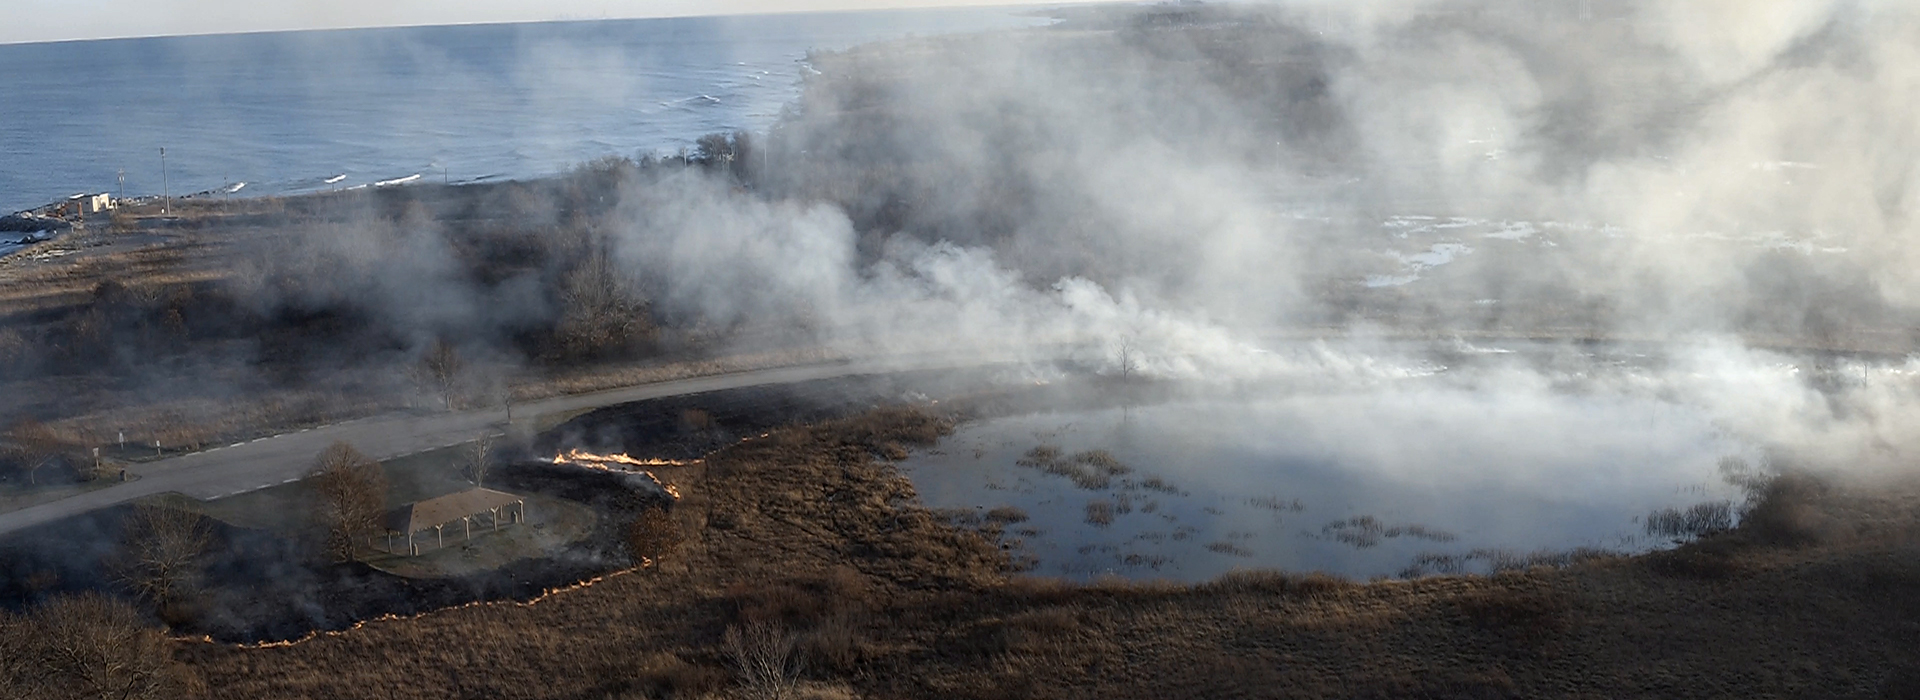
[384,488,522,534]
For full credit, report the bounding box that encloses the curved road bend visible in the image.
[0,360,892,537]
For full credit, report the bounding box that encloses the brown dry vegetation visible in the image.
[160,406,1920,699]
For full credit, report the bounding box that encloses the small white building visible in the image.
[56,193,112,217]
[79,193,112,215]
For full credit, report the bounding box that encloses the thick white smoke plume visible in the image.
[586,0,1920,474]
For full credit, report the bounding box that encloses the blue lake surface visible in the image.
[902,355,1759,581]
[0,7,1051,213]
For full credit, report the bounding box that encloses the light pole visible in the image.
[160,147,169,214]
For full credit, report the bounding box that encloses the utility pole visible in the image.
[160,147,169,214]
[117,169,125,202]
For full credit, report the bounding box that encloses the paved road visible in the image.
[0,360,886,537]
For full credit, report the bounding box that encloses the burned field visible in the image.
[0,437,664,643]
[156,400,1920,700]
[0,373,977,643]
[1,353,1918,697]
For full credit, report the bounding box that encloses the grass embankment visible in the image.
[175,406,1920,699]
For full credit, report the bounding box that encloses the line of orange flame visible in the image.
[177,561,652,649]
[551,448,698,469]
[550,449,686,499]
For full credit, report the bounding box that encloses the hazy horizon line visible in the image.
[0,0,1110,48]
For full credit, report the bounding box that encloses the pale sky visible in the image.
[0,0,1107,45]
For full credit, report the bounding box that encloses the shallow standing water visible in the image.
[902,380,1753,581]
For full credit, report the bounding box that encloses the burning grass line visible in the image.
[551,448,690,499]
[176,563,655,650]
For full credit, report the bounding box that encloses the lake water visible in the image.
[0,7,1051,214]
[902,362,1758,581]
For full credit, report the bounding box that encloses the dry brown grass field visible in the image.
[166,406,1920,699]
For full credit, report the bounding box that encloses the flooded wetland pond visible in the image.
[904,357,1762,581]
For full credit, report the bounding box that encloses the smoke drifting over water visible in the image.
[520,1,1917,476]
[15,1,1919,484]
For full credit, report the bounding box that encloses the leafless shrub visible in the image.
[724,621,801,700]
[552,250,655,362]
[1114,335,1139,381]
[3,419,75,485]
[112,504,211,610]
[307,442,387,562]
[419,336,463,410]
[461,434,494,488]
[0,593,202,699]
[1645,500,1736,540]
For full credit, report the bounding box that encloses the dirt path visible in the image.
[0,360,883,536]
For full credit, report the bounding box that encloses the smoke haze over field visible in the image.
[10,0,1920,482]
[565,0,1920,471]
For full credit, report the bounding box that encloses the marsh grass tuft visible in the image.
[1084,500,1115,526]
[1645,500,1735,540]
[1017,445,1133,490]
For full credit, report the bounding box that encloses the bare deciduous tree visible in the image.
[4,419,69,486]
[1116,335,1139,382]
[554,251,653,361]
[0,594,202,699]
[462,434,494,488]
[724,621,801,700]
[420,337,463,411]
[112,504,211,608]
[308,442,388,563]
